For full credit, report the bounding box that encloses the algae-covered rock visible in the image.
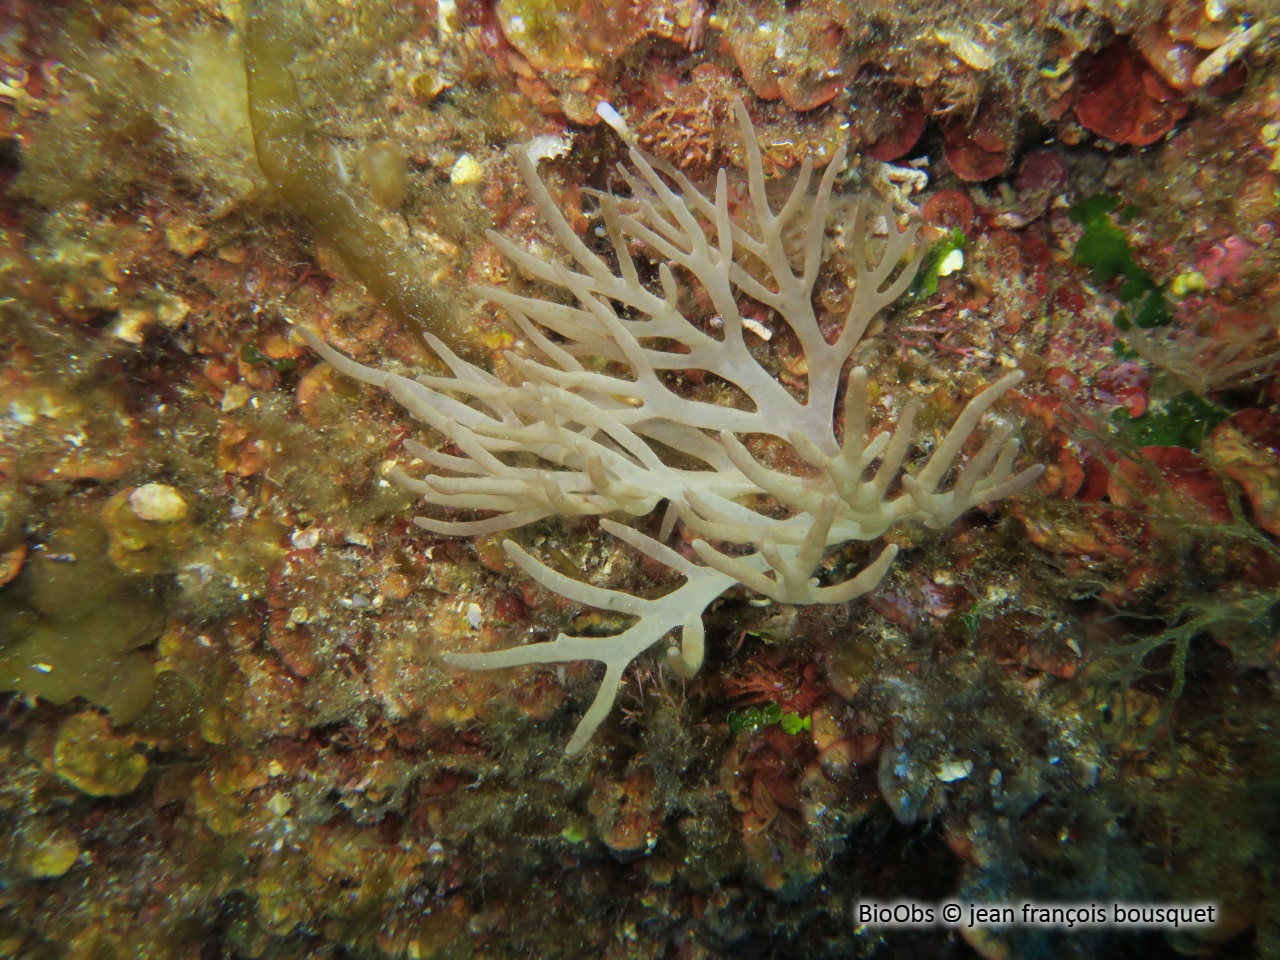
[0,503,163,723]
[496,0,654,78]
[102,485,196,576]
[13,12,264,214]
[53,712,148,797]
[17,818,81,878]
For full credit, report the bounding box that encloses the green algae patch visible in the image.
[727,701,811,736]
[1069,194,1171,329]
[910,227,967,299]
[53,712,148,798]
[1110,391,1228,450]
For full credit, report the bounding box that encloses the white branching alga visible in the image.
[301,101,1044,755]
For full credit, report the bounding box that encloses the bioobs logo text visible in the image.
[855,902,958,926]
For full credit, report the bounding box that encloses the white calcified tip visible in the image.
[596,102,630,138]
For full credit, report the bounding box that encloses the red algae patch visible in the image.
[1074,40,1189,147]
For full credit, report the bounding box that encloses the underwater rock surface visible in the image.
[0,0,1277,958]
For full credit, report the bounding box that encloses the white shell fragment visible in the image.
[938,247,965,277]
[291,527,321,550]
[525,133,572,165]
[1192,23,1263,88]
[934,759,975,783]
[934,28,995,70]
[129,483,189,522]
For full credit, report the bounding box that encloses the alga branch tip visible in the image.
[302,99,1044,755]
[243,0,461,355]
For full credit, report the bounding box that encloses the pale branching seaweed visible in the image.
[302,102,1044,754]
